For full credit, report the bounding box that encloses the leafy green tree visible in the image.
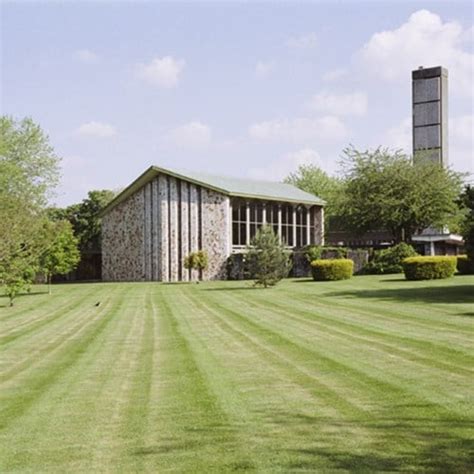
[0,243,39,307]
[0,116,60,208]
[39,221,80,294]
[0,116,61,304]
[458,185,474,264]
[284,164,343,222]
[49,190,115,252]
[246,225,291,288]
[338,146,464,243]
[362,242,418,274]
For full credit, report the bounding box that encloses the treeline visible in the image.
[285,146,469,244]
[0,116,114,306]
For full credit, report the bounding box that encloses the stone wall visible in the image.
[102,173,231,282]
[102,173,323,282]
[102,188,145,281]
[201,189,230,280]
[313,206,324,245]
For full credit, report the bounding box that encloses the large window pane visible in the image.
[232,223,239,245]
[239,223,246,245]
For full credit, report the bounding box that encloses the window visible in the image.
[295,206,308,247]
[231,199,313,248]
[232,201,247,246]
[280,205,294,246]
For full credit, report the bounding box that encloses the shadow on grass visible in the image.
[202,286,263,291]
[291,278,314,283]
[262,409,474,472]
[0,290,50,308]
[325,285,474,305]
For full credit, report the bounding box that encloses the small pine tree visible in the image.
[246,225,291,288]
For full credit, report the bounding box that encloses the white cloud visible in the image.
[358,9,474,97]
[249,116,348,143]
[136,56,185,88]
[75,49,99,64]
[286,32,318,50]
[166,121,212,149]
[76,121,117,138]
[308,91,368,117]
[322,68,347,82]
[255,60,275,79]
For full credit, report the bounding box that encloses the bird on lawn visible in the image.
[95,302,100,307]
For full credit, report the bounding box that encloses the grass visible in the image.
[1,275,473,472]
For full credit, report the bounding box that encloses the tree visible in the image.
[338,147,464,243]
[39,221,80,294]
[0,239,40,307]
[246,225,291,288]
[0,116,61,304]
[49,190,115,252]
[184,250,208,279]
[458,185,474,262]
[284,164,343,222]
[0,116,60,208]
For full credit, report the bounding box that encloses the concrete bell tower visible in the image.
[412,66,448,166]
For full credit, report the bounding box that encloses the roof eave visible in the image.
[228,192,325,206]
[100,165,325,217]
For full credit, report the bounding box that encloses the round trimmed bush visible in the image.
[457,255,474,275]
[311,259,354,281]
[362,242,418,275]
[402,256,456,280]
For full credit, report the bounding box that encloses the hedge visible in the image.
[311,259,354,281]
[402,256,457,280]
[457,255,474,275]
[362,243,418,275]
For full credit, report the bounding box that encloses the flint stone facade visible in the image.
[102,167,324,282]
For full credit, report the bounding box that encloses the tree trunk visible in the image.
[48,274,52,295]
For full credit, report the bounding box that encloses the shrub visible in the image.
[362,243,418,274]
[311,259,354,281]
[304,245,348,262]
[402,256,456,280]
[457,255,474,275]
[321,246,348,259]
[304,245,322,262]
[184,250,208,273]
[246,225,291,288]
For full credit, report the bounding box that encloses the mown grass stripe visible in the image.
[1,277,473,472]
[0,285,105,346]
[183,287,369,419]
[0,286,137,472]
[0,288,127,431]
[284,278,474,332]
[201,289,471,421]
[116,287,155,471]
[239,292,474,377]
[0,293,116,384]
[146,288,254,472]
[254,290,474,361]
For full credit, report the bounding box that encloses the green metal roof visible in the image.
[100,165,325,216]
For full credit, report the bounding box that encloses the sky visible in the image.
[1,0,473,206]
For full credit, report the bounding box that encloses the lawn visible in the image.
[1,275,473,472]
